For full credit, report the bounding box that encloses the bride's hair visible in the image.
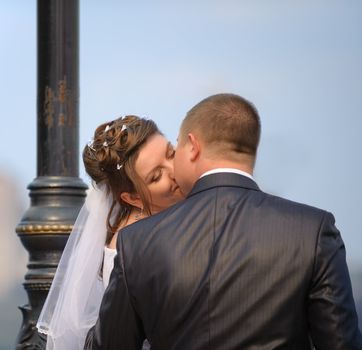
[83,115,160,244]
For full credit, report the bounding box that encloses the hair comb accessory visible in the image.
[87,138,96,151]
[116,163,123,170]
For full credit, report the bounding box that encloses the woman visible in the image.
[36,115,184,349]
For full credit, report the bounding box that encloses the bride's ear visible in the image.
[120,192,143,209]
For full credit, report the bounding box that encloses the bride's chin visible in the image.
[173,185,184,197]
[179,189,186,198]
[173,190,185,202]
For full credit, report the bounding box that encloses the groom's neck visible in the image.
[195,158,254,178]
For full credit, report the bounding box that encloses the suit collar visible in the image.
[186,172,260,198]
[200,168,254,180]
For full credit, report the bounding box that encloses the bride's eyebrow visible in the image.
[144,142,171,183]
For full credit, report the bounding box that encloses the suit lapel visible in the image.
[187,173,260,199]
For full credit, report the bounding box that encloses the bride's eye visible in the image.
[151,169,162,183]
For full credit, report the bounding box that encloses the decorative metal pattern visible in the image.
[16,224,73,234]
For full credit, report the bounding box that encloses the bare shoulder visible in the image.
[108,231,119,249]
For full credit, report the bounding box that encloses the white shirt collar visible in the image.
[199,168,254,180]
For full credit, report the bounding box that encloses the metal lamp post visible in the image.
[15,0,87,347]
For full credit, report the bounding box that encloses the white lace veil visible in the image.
[37,184,113,349]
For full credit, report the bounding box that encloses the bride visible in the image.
[36,115,184,349]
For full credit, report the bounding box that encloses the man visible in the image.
[85,93,362,349]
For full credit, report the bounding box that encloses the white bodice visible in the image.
[102,247,117,289]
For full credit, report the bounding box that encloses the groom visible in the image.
[85,94,362,349]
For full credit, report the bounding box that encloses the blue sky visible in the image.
[83,0,362,267]
[3,0,361,257]
[0,1,362,346]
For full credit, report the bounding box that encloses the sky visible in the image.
[0,0,361,346]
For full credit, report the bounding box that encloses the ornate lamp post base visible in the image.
[16,177,87,348]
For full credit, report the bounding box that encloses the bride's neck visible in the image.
[107,208,147,250]
[127,207,146,225]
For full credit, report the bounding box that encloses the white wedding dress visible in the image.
[102,246,117,289]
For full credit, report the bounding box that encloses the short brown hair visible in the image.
[83,115,160,244]
[180,93,261,160]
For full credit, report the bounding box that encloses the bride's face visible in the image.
[135,133,184,214]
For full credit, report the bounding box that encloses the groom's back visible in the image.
[120,173,332,349]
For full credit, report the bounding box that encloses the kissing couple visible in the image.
[37,93,362,349]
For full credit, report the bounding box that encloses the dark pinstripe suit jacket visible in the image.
[85,173,362,349]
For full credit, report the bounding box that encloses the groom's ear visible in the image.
[188,133,201,162]
[120,192,143,209]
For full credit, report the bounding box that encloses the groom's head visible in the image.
[174,93,261,195]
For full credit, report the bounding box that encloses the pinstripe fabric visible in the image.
[85,173,362,350]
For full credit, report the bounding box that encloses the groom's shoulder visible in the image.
[261,189,329,220]
[117,199,185,245]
